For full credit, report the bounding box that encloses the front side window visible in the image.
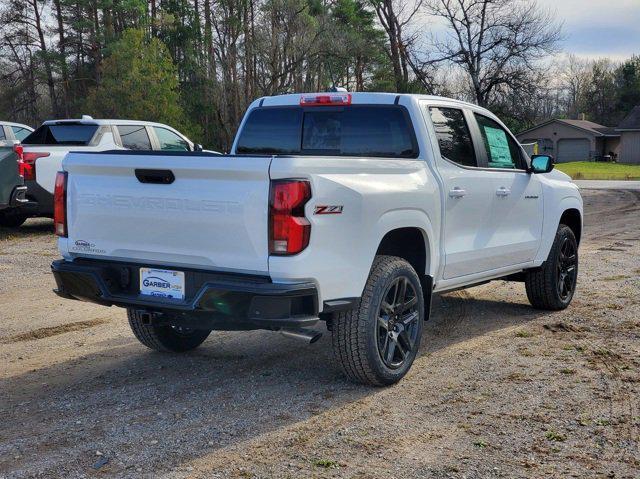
[0,127,5,140]
[428,107,476,167]
[153,127,190,151]
[118,125,152,150]
[11,126,31,141]
[22,124,98,145]
[236,106,418,158]
[474,114,523,169]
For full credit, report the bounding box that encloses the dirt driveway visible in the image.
[1,189,639,478]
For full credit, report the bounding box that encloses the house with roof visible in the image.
[517,107,640,164]
[516,119,621,163]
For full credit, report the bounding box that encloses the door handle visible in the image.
[135,169,175,184]
[449,187,466,198]
[496,186,511,197]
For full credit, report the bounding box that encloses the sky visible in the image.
[538,0,640,60]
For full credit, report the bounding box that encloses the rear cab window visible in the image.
[22,124,99,145]
[236,105,418,158]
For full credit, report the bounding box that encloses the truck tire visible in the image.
[127,309,211,352]
[525,224,578,310]
[0,209,27,228]
[331,255,424,386]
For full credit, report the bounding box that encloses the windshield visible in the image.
[22,124,99,145]
[236,105,418,158]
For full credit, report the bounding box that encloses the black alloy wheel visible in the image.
[376,276,420,369]
[557,235,578,301]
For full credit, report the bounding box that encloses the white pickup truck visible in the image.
[52,93,582,386]
[0,117,203,227]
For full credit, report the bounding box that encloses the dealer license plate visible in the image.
[139,268,185,300]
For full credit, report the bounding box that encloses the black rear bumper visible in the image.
[51,259,319,330]
[16,180,53,217]
[0,185,26,210]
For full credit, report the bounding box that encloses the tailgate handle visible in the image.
[135,169,175,184]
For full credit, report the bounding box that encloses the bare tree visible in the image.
[370,0,423,92]
[560,54,590,118]
[426,0,562,106]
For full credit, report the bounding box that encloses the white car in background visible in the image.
[0,121,34,142]
[0,117,209,227]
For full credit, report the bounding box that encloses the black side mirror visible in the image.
[530,154,554,174]
[194,143,203,152]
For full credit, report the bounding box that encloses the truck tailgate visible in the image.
[64,152,272,274]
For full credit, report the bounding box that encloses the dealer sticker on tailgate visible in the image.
[140,268,185,300]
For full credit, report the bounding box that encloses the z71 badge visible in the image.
[314,205,343,215]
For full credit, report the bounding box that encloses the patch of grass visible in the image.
[603,275,630,281]
[545,431,566,442]
[560,368,576,375]
[555,161,640,180]
[312,459,340,469]
[592,348,622,360]
[473,440,489,448]
[515,330,534,338]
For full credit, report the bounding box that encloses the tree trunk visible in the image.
[53,0,70,116]
[32,0,59,116]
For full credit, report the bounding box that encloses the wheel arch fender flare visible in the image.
[371,208,438,279]
[535,195,583,263]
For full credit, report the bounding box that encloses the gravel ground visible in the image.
[0,189,639,479]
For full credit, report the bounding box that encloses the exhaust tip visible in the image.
[280,328,323,344]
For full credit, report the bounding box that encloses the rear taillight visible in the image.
[13,144,24,175]
[54,171,68,237]
[269,180,311,255]
[300,93,351,106]
[20,152,50,181]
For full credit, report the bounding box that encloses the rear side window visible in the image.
[236,106,418,158]
[118,125,152,150]
[11,126,31,141]
[22,124,98,145]
[428,107,476,167]
[0,127,5,140]
[474,114,524,169]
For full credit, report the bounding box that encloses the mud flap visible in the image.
[422,275,434,321]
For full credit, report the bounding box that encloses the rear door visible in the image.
[64,152,272,274]
[0,144,21,208]
[423,103,498,279]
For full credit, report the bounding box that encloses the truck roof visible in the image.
[258,92,484,111]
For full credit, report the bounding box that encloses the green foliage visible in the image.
[84,29,200,139]
[615,56,640,118]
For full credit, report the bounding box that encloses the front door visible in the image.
[471,113,544,269]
